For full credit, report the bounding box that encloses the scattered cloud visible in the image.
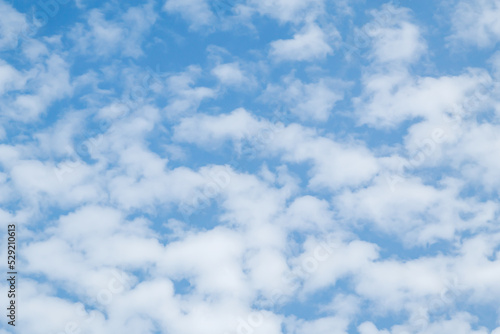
[1,1,499,333]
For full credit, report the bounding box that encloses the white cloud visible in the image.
[14,280,94,334]
[450,0,500,48]
[69,3,157,58]
[0,1,28,51]
[292,238,380,294]
[0,54,72,122]
[21,38,50,61]
[0,60,27,95]
[164,0,215,28]
[360,313,491,334]
[263,74,345,121]
[173,108,267,146]
[173,109,380,189]
[164,65,217,117]
[364,5,427,64]
[3,1,500,333]
[335,175,496,244]
[269,24,337,62]
[445,122,500,191]
[211,62,253,87]
[354,67,491,128]
[248,0,325,23]
[287,316,350,334]
[158,227,248,298]
[33,111,86,157]
[280,195,332,232]
[358,321,390,334]
[266,124,380,189]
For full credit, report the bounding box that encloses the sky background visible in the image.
[1,0,500,333]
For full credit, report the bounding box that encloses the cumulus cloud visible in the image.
[1,1,500,333]
[364,5,427,64]
[248,0,325,23]
[269,24,338,62]
[173,108,267,145]
[0,54,72,122]
[211,62,255,87]
[164,0,215,28]
[164,65,217,117]
[450,0,500,48]
[0,1,28,50]
[354,59,491,128]
[69,2,157,58]
[173,109,379,189]
[262,74,345,121]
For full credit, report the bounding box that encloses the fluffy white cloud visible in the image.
[164,0,215,28]
[269,24,337,62]
[263,74,345,121]
[363,5,427,64]
[335,175,497,244]
[0,54,72,121]
[158,227,248,297]
[269,126,379,189]
[0,60,27,95]
[293,238,380,294]
[0,1,28,50]
[173,109,380,189]
[450,0,500,48]
[164,65,217,117]
[69,2,157,58]
[248,0,325,23]
[444,122,500,191]
[173,108,268,145]
[286,316,350,334]
[212,62,254,87]
[354,67,491,128]
[349,5,490,129]
[2,1,500,333]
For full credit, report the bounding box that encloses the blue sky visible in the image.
[1,0,500,333]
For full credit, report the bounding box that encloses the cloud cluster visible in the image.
[0,0,499,333]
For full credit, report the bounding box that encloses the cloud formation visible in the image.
[0,1,499,334]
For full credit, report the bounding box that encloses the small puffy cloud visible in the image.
[358,322,390,334]
[174,109,379,189]
[164,0,215,28]
[211,62,254,87]
[335,175,496,244]
[287,316,350,334]
[293,238,380,294]
[69,3,157,58]
[173,108,267,146]
[21,39,50,61]
[354,67,491,128]
[263,75,345,121]
[2,1,500,333]
[444,122,500,191]
[269,24,337,62]
[0,54,72,122]
[0,1,28,50]
[0,60,27,95]
[450,0,500,48]
[268,124,380,189]
[364,5,427,64]
[249,0,325,23]
[164,65,217,116]
[158,227,247,296]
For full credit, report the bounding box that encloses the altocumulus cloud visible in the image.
[0,0,500,333]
